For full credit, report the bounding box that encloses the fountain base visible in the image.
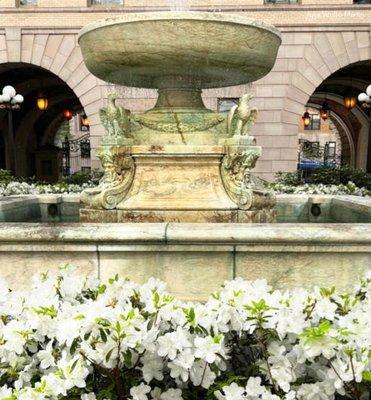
[80,142,276,223]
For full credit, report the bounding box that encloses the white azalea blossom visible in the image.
[269,181,369,197]
[0,267,369,400]
[130,383,151,400]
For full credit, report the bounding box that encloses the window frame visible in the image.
[304,113,321,131]
[89,0,123,6]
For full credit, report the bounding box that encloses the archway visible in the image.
[301,60,371,171]
[0,132,5,170]
[0,62,89,181]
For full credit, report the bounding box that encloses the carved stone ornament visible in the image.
[133,113,225,133]
[99,93,133,139]
[227,93,258,138]
[221,146,261,209]
[81,146,135,210]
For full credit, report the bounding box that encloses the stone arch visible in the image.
[278,31,371,170]
[307,101,356,167]
[1,29,104,168]
[285,31,370,118]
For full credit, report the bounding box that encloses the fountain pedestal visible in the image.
[80,142,276,223]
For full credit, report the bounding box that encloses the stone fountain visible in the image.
[78,12,281,223]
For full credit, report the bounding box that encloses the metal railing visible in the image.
[61,133,91,176]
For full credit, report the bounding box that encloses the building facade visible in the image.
[0,0,370,181]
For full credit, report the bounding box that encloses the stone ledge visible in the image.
[0,223,369,245]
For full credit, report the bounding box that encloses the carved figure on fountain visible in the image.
[227,93,258,140]
[221,93,276,214]
[81,146,134,210]
[99,93,134,145]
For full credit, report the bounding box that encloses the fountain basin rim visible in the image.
[78,11,281,42]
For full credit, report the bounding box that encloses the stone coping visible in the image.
[0,223,369,245]
[1,193,369,207]
[0,194,80,206]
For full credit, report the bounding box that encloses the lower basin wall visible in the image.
[0,223,369,300]
[1,194,370,223]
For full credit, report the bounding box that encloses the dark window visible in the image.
[304,114,321,131]
[353,0,371,4]
[217,98,239,113]
[90,0,123,5]
[80,140,91,159]
[20,0,37,4]
[81,167,91,174]
[264,0,299,4]
[327,142,336,157]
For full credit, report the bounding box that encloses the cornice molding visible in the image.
[0,4,371,13]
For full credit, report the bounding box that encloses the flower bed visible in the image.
[267,168,370,197]
[0,181,94,197]
[268,182,370,197]
[0,266,370,400]
[0,169,100,197]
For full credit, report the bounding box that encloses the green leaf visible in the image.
[70,338,79,355]
[99,328,107,343]
[105,348,114,363]
[362,371,371,382]
[70,358,79,372]
[123,349,132,367]
[153,291,160,307]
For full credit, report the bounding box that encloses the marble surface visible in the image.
[78,12,281,89]
[0,222,369,299]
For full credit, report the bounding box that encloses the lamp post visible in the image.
[0,86,24,175]
[358,84,371,172]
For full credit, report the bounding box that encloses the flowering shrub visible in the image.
[0,181,94,197]
[0,169,101,197]
[269,182,370,197]
[0,266,370,400]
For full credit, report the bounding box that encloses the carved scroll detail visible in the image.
[81,146,135,210]
[221,146,261,209]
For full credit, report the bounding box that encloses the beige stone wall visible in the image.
[0,2,370,178]
[0,221,369,300]
[1,0,17,6]
[5,0,361,7]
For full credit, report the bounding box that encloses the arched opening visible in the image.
[300,60,371,172]
[0,62,90,182]
[0,133,5,170]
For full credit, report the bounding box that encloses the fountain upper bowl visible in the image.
[78,12,281,89]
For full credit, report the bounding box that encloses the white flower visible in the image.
[168,348,194,381]
[194,335,223,364]
[157,327,191,360]
[37,341,56,369]
[130,383,151,400]
[190,360,216,389]
[160,388,183,400]
[81,394,97,400]
[297,382,335,400]
[215,382,246,400]
[141,353,164,383]
[245,376,266,397]
[0,386,13,398]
